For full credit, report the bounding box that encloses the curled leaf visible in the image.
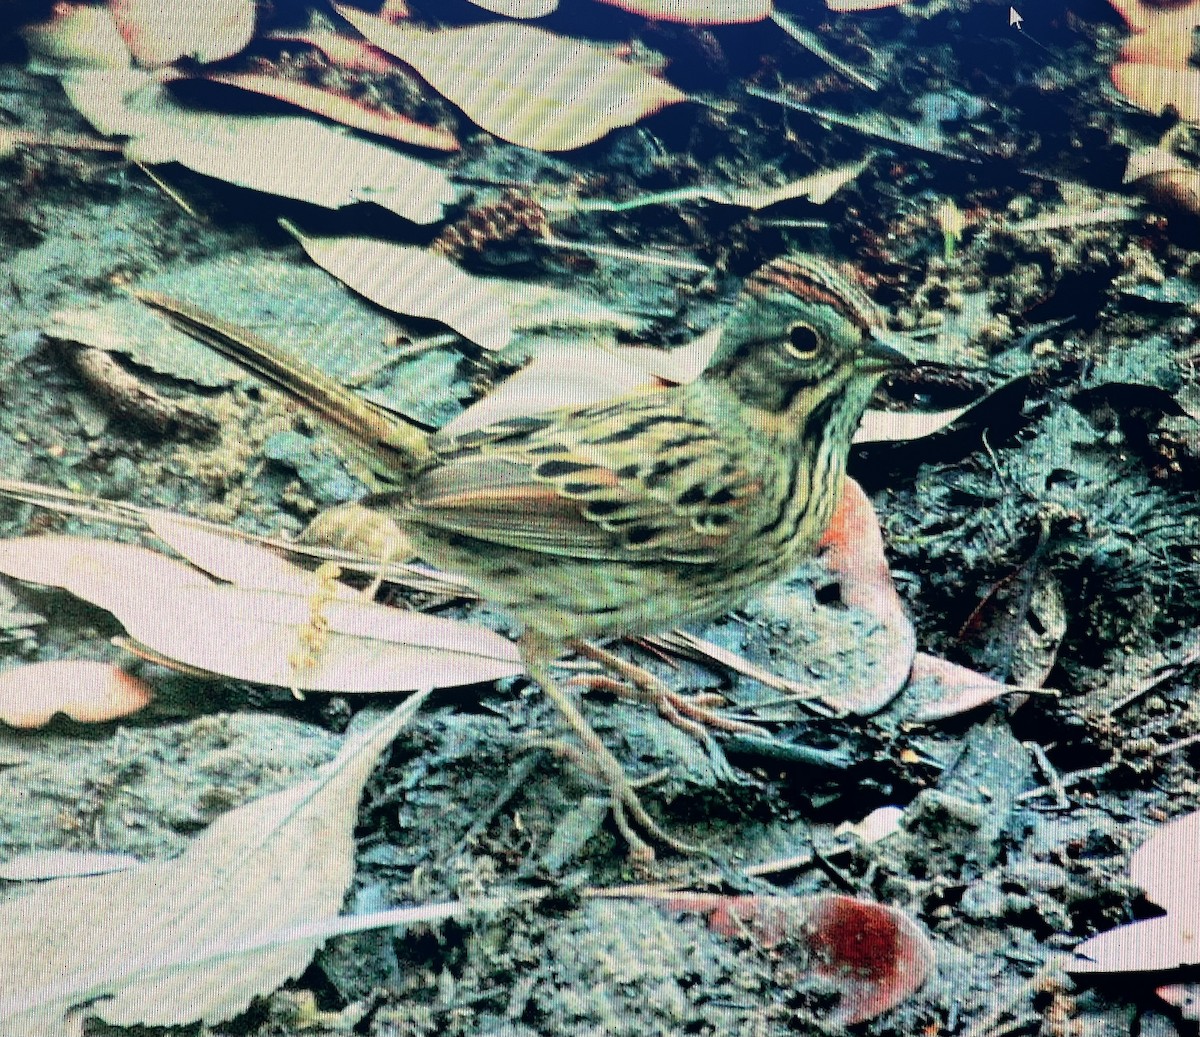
[816,478,916,714]
[0,661,152,729]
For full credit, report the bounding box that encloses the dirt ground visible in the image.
[2,1,1200,1034]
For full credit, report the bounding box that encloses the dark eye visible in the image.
[785,323,821,359]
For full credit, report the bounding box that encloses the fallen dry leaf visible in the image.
[1110,0,1200,66]
[467,0,560,15]
[825,0,908,9]
[653,892,933,1024]
[61,70,456,223]
[336,6,688,150]
[905,653,1016,722]
[597,0,772,21]
[436,340,667,440]
[1111,62,1200,122]
[1108,0,1200,118]
[1072,810,1200,974]
[193,71,459,150]
[0,660,152,728]
[0,697,427,1035]
[111,0,254,67]
[816,478,916,714]
[266,28,398,74]
[549,159,870,214]
[288,227,640,351]
[0,850,141,882]
[0,535,523,692]
[142,514,350,597]
[289,231,514,350]
[45,298,245,388]
[21,3,131,70]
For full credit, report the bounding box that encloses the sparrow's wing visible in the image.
[378,392,764,564]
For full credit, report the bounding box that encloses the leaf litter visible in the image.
[4,0,1200,1032]
[0,696,436,1035]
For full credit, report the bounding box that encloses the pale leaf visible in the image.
[722,159,868,207]
[111,0,254,68]
[289,229,640,351]
[142,513,348,597]
[0,850,141,882]
[193,71,460,150]
[1009,204,1141,232]
[290,231,513,350]
[1072,912,1200,972]
[597,0,772,21]
[1112,61,1200,122]
[45,299,245,387]
[0,697,427,1035]
[1125,145,1187,184]
[335,7,687,151]
[905,654,1015,722]
[438,329,718,439]
[265,29,398,74]
[0,536,523,692]
[467,0,560,15]
[551,160,868,213]
[61,70,456,223]
[853,405,970,443]
[21,4,131,71]
[0,661,152,729]
[0,535,211,609]
[1130,810,1200,910]
[437,339,662,439]
[825,0,907,9]
[1073,810,1200,973]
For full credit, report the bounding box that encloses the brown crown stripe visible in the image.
[745,256,882,332]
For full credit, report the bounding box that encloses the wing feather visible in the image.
[389,392,763,564]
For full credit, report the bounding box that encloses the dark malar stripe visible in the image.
[757,389,845,538]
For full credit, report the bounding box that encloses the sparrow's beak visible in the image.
[858,327,914,372]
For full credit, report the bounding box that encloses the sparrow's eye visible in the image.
[785,323,821,360]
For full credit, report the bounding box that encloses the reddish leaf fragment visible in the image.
[195,71,459,151]
[266,29,398,74]
[658,892,933,1024]
[816,478,916,713]
[0,660,152,728]
[1107,0,1200,117]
